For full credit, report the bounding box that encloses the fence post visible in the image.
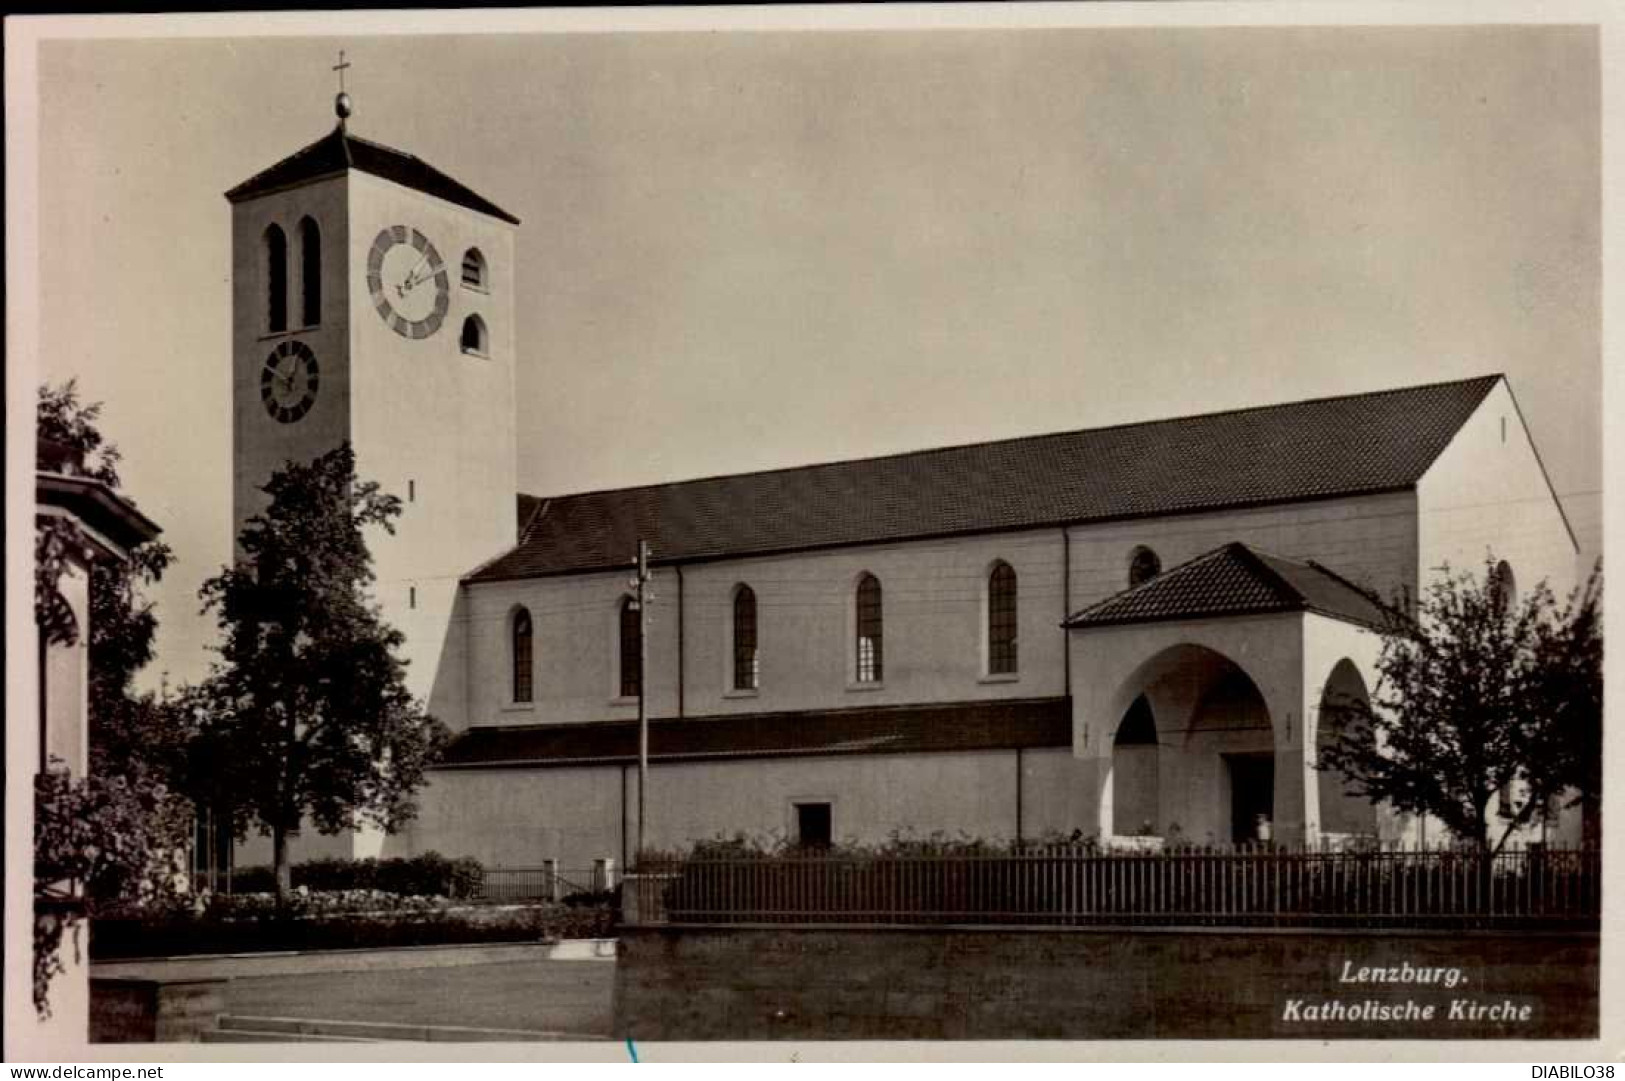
[593,857,617,893]
[543,858,560,903]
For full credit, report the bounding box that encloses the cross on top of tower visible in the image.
[333,50,353,124]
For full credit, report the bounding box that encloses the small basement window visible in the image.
[795,802,832,849]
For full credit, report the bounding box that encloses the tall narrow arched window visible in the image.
[461,247,488,290]
[855,573,883,684]
[511,608,533,703]
[988,561,1018,675]
[619,596,642,698]
[264,224,288,333]
[461,314,488,357]
[732,585,758,691]
[1129,546,1161,587]
[298,217,321,327]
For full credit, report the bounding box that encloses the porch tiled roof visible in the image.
[474,375,1500,582]
[1063,542,1390,630]
[436,696,1071,769]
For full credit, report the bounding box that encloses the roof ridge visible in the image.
[519,374,1504,505]
[1227,542,1312,607]
[1304,557,1400,619]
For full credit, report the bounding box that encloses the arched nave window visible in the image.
[855,573,883,684]
[511,608,533,704]
[619,596,642,699]
[733,585,759,691]
[987,561,1018,675]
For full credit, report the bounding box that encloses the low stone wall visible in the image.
[91,977,227,1043]
[614,924,1598,1040]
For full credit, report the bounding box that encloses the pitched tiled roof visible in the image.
[472,376,1499,582]
[226,125,520,225]
[436,697,1071,769]
[1063,542,1390,630]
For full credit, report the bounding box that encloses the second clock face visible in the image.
[261,340,320,424]
[368,226,450,339]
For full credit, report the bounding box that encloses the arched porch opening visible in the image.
[1101,643,1275,846]
[1112,696,1159,837]
[1315,658,1378,840]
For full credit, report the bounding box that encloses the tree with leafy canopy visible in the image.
[1318,557,1601,854]
[33,382,193,1017]
[197,443,448,902]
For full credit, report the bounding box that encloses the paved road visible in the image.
[223,959,615,1037]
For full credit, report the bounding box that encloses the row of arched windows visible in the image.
[506,562,1023,704]
[263,219,322,333]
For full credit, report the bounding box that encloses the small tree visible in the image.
[1319,557,1602,853]
[198,444,448,902]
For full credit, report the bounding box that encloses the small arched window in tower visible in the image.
[988,561,1018,675]
[732,585,759,691]
[264,224,288,333]
[855,573,883,684]
[461,314,488,357]
[1129,546,1162,588]
[512,608,533,704]
[619,596,642,699]
[1489,560,1517,611]
[298,217,322,327]
[461,247,488,291]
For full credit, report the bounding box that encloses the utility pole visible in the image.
[633,540,652,864]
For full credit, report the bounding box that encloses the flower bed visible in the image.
[90,891,615,960]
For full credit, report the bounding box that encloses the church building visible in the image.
[223,97,1582,875]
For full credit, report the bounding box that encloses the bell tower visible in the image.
[225,78,521,858]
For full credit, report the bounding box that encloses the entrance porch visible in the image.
[1063,543,1388,847]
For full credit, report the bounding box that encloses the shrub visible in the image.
[90,899,615,960]
[225,852,484,899]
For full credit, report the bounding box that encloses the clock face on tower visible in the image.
[261,339,320,424]
[367,226,450,339]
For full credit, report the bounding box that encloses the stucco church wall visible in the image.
[1064,489,1419,614]
[400,765,623,871]
[1416,380,1579,603]
[464,530,1067,729]
[632,751,1023,854]
[403,748,1104,869]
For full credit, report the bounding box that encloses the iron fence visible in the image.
[625,844,1600,929]
[477,864,615,904]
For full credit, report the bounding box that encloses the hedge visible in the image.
[90,901,615,960]
[225,852,484,899]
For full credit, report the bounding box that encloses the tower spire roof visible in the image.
[225,126,520,225]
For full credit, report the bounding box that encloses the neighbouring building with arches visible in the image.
[222,106,1583,874]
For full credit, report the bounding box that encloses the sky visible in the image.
[14,14,1603,690]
